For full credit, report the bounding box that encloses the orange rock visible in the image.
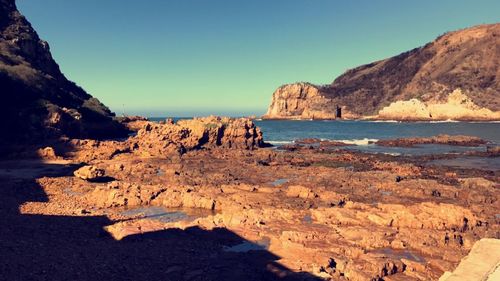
[286,185,318,199]
[36,147,58,160]
[73,165,105,181]
[129,116,264,157]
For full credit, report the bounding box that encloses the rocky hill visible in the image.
[264,23,500,121]
[0,0,126,144]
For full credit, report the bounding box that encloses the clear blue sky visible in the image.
[17,0,500,117]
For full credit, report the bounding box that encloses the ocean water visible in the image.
[255,120,500,156]
[254,120,500,145]
[149,118,500,156]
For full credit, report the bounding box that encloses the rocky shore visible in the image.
[1,116,498,281]
[375,134,488,147]
[1,1,498,280]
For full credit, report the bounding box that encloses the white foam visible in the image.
[369,120,401,123]
[427,119,460,123]
[382,152,402,156]
[337,138,379,146]
[268,140,293,145]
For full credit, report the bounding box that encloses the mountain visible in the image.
[263,23,500,121]
[0,0,127,144]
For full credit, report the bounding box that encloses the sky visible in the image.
[17,0,500,117]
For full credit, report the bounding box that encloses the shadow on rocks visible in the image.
[0,143,322,281]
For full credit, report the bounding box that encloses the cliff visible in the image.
[264,23,500,121]
[264,83,339,119]
[0,0,127,144]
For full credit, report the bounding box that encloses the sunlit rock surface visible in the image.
[4,127,497,280]
[264,24,500,121]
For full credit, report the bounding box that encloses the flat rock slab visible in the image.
[439,238,500,281]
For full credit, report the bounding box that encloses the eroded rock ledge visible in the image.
[127,116,265,157]
[439,238,500,281]
[376,134,488,147]
[377,89,500,121]
[21,137,498,281]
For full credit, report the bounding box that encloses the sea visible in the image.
[255,119,499,147]
[149,118,500,169]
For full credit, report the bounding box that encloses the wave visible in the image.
[267,140,293,145]
[427,120,460,123]
[467,120,500,123]
[422,119,500,123]
[365,119,500,123]
[382,152,402,156]
[368,120,401,123]
[336,138,379,146]
[269,138,379,146]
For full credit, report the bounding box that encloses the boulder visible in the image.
[286,185,318,199]
[74,165,105,181]
[36,147,58,160]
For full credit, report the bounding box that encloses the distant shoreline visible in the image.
[146,116,500,124]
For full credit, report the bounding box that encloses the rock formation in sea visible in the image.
[127,116,265,157]
[0,0,127,145]
[263,23,500,121]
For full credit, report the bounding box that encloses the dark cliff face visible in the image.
[0,0,127,144]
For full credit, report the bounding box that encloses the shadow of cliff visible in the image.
[0,148,321,281]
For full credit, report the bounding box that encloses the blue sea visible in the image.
[253,120,500,144]
[150,118,500,160]
[254,120,500,161]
